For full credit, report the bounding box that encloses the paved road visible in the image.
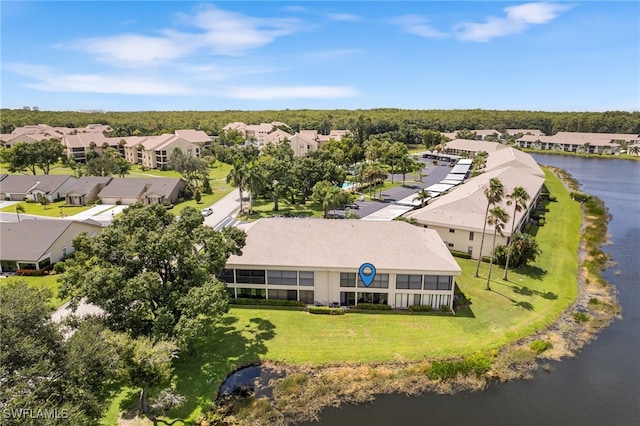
[201,189,244,230]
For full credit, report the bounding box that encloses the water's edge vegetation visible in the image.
[206,167,621,426]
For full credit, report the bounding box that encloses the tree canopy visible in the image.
[60,203,246,349]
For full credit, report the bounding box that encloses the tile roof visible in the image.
[228,218,462,274]
[0,219,101,262]
[404,166,544,235]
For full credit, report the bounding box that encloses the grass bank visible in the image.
[0,274,66,308]
[0,199,93,217]
[104,167,596,424]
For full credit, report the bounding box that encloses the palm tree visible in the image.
[15,204,25,223]
[503,186,530,280]
[413,189,432,208]
[397,154,421,186]
[226,160,247,212]
[244,161,266,215]
[629,145,639,156]
[486,206,510,290]
[474,177,505,277]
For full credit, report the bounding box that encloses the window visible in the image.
[219,269,234,283]
[358,273,389,288]
[299,290,314,304]
[469,232,474,241]
[340,272,356,287]
[267,270,297,285]
[467,246,473,256]
[396,274,422,290]
[423,275,438,290]
[424,275,453,290]
[340,291,356,306]
[62,246,68,257]
[236,288,266,299]
[449,228,455,233]
[357,292,388,305]
[299,271,314,286]
[236,269,266,284]
[268,289,297,301]
[437,276,452,290]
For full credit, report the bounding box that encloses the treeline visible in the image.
[2,109,639,139]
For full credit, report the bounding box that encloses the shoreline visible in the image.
[208,167,622,426]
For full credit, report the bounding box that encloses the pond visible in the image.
[302,155,640,426]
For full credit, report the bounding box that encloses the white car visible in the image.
[201,208,213,217]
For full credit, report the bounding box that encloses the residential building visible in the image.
[443,139,507,157]
[223,218,462,310]
[515,132,636,154]
[484,147,545,177]
[96,177,184,205]
[0,219,103,273]
[403,166,544,259]
[0,175,77,202]
[64,177,113,206]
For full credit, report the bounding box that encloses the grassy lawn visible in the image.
[0,161,233,180]
[103,167,582,422]
[0,200,93,217]
[1,274,66,308]
[243,198,325,220]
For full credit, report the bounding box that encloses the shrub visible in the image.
[440,304,451,312]
[308,306,345,315]
[115,200,122,205]
[544,206,550,212]
[481,256,492,263]
[538,218,545,226]
[409,305,433,313]
[230,298,305,307]
[570,192,591,202]
[24,198,35,203]
[53,262,65,274]
[95,199,102,205]
[530,340,553,354]
[548,195,557,202]
[354,303,392,311]
[573,312,589,323]
[16,269,44,276]
[450,250,472,259]
[427,352,491,380]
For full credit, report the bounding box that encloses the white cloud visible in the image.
[6,63,193,95]
[301,49,362,60]
[327,13,359,22]
[391,14,449,39]
[226,85,358,100]
[455,2,573,42]
[60,5,304,67]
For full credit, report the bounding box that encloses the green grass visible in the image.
[242,198,325,220]
[104,166,583,422]
[0,200,93,217]
[1,274,66,308]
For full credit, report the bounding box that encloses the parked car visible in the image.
[201,208,213,216]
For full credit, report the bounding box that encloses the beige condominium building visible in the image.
[222,218,462,310]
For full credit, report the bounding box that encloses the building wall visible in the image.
[222,266,456,311]
[45,222,103,265]
[426,224,508,259]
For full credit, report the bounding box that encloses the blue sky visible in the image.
[1,1,638,112]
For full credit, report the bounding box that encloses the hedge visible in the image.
[230,298,305,307]
[409,305,433,313]
[308,306,346,315]
[353,303,392,311]
[450,250,472,259]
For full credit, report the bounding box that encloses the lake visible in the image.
[304,155,640,426]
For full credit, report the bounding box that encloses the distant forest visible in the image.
[2,109,639,143]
